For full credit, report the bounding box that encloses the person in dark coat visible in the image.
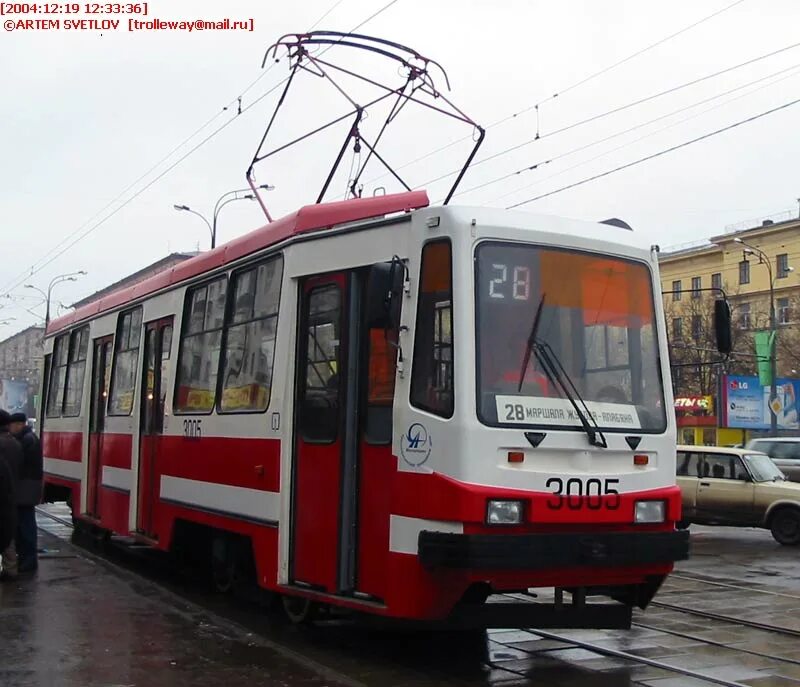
[0,458,14,555]
[0,409,23,579]
[9,412,42,573]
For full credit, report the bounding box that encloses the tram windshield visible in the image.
[475,242,667,433]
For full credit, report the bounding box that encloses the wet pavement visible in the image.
[3,512,800,687]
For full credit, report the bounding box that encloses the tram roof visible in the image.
[46,190,430,336]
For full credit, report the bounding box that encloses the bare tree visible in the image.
[662,286,752,398]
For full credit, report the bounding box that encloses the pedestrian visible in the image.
[0,409,23,580]
[9,412,42,574]
[0,453,14,557]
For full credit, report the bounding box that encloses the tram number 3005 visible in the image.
[545,477,620,510]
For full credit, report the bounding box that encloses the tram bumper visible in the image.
[417,529,689,570]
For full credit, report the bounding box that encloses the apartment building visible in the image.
[658,210,800,444]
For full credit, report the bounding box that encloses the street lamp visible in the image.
[173,184,274,249]
[25,270,87,328]
[733,237,793,436]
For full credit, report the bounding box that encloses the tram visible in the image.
[41,191,696,627]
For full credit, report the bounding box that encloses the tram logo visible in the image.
[400,423,432,466]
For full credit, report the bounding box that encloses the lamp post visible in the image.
[24,270,87,328]
[734,238,792,436]
[174,184,274,249]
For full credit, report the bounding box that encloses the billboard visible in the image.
[0,379,29,414]
[720,374,800,430]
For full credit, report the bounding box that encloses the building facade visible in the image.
[658,212,800,444]
[0,325,45,416]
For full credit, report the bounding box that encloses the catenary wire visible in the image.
[0,0,400,305]
[451,62,800,201]
[418,38,800,190]
[1,0,351,294]
[483,63,800,205]
[504,95,800,209]
[365,0,749,186]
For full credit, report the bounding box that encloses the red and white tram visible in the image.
[41,190,692,628]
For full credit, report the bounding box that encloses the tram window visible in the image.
[109,308,143,416]
[365,324,399,445]
[46,334,70,418]
[63,327,89,417]
[410,240,454,418]
[299,285,341,442]
[175,277,227,414]
[220,256,283,413]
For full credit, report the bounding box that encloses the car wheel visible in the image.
[676,521,690,530]
[770,509,800,546]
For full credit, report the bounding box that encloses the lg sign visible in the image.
[730,380,749,390]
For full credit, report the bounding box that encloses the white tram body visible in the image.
[41,191,687,627]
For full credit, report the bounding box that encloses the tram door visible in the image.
[292,273,352,592]
[87,337,113,518]
[137,318,173,537]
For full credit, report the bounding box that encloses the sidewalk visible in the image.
[0,530,342,687]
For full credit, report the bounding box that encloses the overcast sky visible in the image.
[2,0,800,337]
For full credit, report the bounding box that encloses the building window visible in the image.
[691,276,701,299]
[739,260,750,285]
[778,297,790,325]
[219,256,283,413]
[109,308,143,416]
[691,315,702,341]
[63,327,89,417]
[739,302,751,330]
[672,317,683,340]
[777,253,790,279]
[711,272,722,291]
[672,280,682,301]
[175,276,228,413]
[411,240,454,418]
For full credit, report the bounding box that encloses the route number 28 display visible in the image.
[488,263,530,300]
[545,477,620,510]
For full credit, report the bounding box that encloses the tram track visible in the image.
[33,506,798,687]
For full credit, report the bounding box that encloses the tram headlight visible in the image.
[486,500,524,525]
[634,500,665,523]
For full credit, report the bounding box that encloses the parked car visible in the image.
[744,437,800,482]
[676,445,800,545]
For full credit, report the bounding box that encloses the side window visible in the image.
[703,454,738,479]
[109,308,143,416]
[175,277,227,413]
[410,240,454,418]
[63,327,89,417]
[300,285,341,442]
[677,452,700,477]
[732,457,749,481]
[772,442,800,461]
[220,256,282,413]
[46,334,70,418]
[365,309,399,445]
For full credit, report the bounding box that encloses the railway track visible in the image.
[35,505,800,687]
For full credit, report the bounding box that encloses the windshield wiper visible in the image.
[533,340,608,449]
[517,294,547,393]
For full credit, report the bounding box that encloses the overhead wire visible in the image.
[504,94,800,209]
[450,61,800,201]
[0,0,351,296]
[366,0,749,186]
[1,0,400,304]
[483,63,800,205]
[419,38,800,190]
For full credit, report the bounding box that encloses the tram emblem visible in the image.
[400,423,432,466]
